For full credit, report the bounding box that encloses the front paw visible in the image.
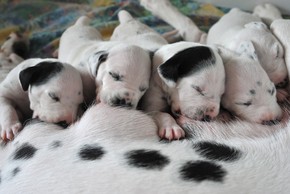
[1,122,22,141]
[158,124,185,140]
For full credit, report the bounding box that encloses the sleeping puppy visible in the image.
[218,46,283,124]
[58,16,151,108]
[141,41,225,140]
[0,58,84,141]
[140,0,288,101]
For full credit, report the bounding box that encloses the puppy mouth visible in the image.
[110,97,133,109]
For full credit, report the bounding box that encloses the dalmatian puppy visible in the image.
[217,46,283,124]
[58,16,151,108]
[0,58,84,141]
[0,103,290,194]
[140,0,288,101]
[141,41,225,140]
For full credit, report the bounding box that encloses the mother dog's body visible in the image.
[0,104,289,194]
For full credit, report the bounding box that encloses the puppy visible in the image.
[0,58,84,141]
[142,41,225,140]
[58,16,151,108]
[140,0,288,101]
[218,46,283,124]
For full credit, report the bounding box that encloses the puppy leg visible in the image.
[153,112,185,140]
[140,0,206,43]
[0,97,22,141]
[253,4,283,26]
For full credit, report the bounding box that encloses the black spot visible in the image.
[180,160,226,182]
[194,141,241,162]
[79,144,105,161]
[268,87,275,96]
[158,46,216,83]
[12,167,20,177]
[50,140,62,149]
[257,81,262,86]
[13,143,37,160]
[249,89,256,95]
[19,61,64,91]
[126,149,170,170]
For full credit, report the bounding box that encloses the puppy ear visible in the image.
[19,61,63,91]
[216,45,235,64]
[88,51,108,76]
[236,40,259,61]
[244,21,269,31]
[157,46,215,88]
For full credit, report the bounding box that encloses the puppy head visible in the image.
[93,44,151,109]
[232,22,288,88]
[19,60,84,125]
[219,46,283,124]
[156,42,225,121]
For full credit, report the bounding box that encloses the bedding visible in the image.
[0,1,290,193]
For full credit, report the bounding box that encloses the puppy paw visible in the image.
[1,122,22,141]
[158,124,185,140]
[253,4,282,25]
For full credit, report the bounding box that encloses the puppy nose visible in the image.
[202,115,212,122]
[111,97,133,108]
[261,119,280,126]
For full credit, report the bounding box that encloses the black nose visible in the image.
[202,115,211,122]
[111,97,133,108]
[56,121,69,128]
[261,120,279,126]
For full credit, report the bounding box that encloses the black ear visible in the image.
[157,46,215,87]
[19,61,63,91]
[88,51,109,76]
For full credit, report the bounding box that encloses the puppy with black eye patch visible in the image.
[141,41,225,140]
[0,58,84,141]
[58,15,151,109]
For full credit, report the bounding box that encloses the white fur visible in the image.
[142,41,225,140]
[0,58,83,141]
[58,16,151,108]
[0,103,289,194]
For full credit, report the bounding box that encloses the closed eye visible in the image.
[48,92,60,102]
[192,85,204,96]
[109,72,122,81]
[235,101,252,106]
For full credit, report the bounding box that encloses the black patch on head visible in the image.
[126,149,170,170]
[12,41,29,59]
[194,141,241,162]
[13,143,37,160]
[19,61,64,91]
[249,89,256,95]
[50,140,62,149]
[180,160,226,182]
[158,46,216,83]
[79,144,105,161]
[12,167,20,177]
